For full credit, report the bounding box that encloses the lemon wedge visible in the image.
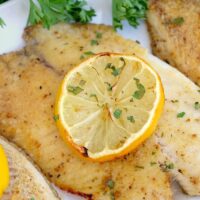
[55,53,164,161]
[0,145,9,197]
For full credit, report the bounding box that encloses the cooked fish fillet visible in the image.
[147,0,200,86]
[23,23,200,196]
[0,24,173,200]
[148,55,200,195]
[0,136,60,200]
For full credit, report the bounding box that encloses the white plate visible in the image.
[0,1,199,199]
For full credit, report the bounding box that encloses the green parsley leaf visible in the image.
[113,109,122,119]
[120,57,126,68]
[28,0,96,29]
[198,90,200,93]
[177,112,185,118]
[127,116,135,123]
[171,17,184,25]
[30,198,35,200]
[83,51,95,55]
[135,165,144,169]
[80,51,95,59]
[104,82,113,91]
[112,0,148,30]
[107,179,115,189]
[167,163,174,169]
[67,85,83,95]
[0,0,8,3]
[90,94,98,102]
[105,63,122,77]
[194,102,200,110]
[105,63,112,70]
[162,162,174,171]
[90,39,99,46]
[132,78,145,99]
[53,115,59,122]
[0,17,5,28]
[28,0,44,26]
[96,32,102,39]
[112,68,121,76]
[150,161,157,166]
[171,99,179,103]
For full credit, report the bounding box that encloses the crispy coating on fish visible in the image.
[24,23,200,196]
[147,55,200,196]
[0,136,60,200]
[0,24,172,200]
[147,0,200,86]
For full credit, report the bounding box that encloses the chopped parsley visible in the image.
[79,80,86,86]
[135,165,144,169]
[107,179,115,189]
[198,90,200,93]
[113,109,122,119]
[112,68,121,76]
[0,17,5,28]
[96,32,102,39]
[171,17,184,25]
[132,78,145,99]
[90,93,98,102]
[105,82,113,91]
[177,112,185,118]
[30,198,35,200]
[150,161,157,166]
[105,63,112,70]
[84,51,95,55]
[119,57,126,68]
[171,99,179,103]
[67,85,83,95]
[90,39,99,46]
[80,51,95,59]
[105,63,123,77]
[53,115,59,122]
[127,115,135,123]
[90,32,102,46]
[194,102,200,110]
[162,162,174,171]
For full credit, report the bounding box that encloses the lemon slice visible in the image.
[0,145,9,197]
[55,53,164,161]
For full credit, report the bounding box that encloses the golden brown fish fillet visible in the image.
[147,0,200,86]
[147,55,200,195]
[0,24,173,200]
[0,136,60,200]
[23,23,200,196]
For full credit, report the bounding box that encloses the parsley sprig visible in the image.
[0,0,7,3]
[28,0,96,29]
[1,0,148,30]
[0,17,5,28]
[112,0,148,30]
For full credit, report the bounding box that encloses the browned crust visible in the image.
[0,136,61,199]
